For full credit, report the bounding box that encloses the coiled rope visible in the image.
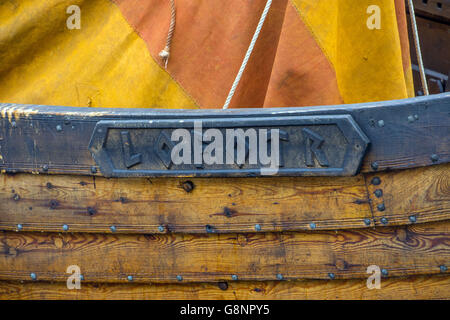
[159,0,176,69]
[223,0,273,109]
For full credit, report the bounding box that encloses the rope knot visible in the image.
[159,0,176,69]
[159,46,170,60]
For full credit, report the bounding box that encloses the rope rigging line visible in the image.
[407,0,429,95]
[223,0,273,109]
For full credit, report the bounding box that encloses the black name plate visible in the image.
[88,115,369,177]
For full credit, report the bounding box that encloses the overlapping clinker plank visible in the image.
[0,173,372,233]
[1,274,449,300]
[366,164,450,227]
[1,164,449,234]
[0,222,448,283]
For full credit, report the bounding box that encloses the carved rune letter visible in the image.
[120,131,142,168]
[302,128,329,167]
[155,131,174,169]
[266,129,289,167]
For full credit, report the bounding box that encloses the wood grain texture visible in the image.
[1,164,449,234]
[366,164,450,227]
[0,275,448,300]
[0,172,372,233]
[0,222,448,283]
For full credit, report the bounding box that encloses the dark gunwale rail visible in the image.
[0,93,449,177]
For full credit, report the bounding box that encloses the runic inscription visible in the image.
[120,131,141,168]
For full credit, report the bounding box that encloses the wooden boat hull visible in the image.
[0,94,449,300]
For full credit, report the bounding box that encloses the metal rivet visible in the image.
[377,120,385,127]
[254,224,261,232]
[110,225,117,232]
[309,222,316,230]
[231,274,238,281]
[409,215,417,223]
[127,275,133,281]
[177,275,183,281]
[17,224,23,231]
[380,217,388,225]
[80,274,84,281]
[440,265,447,273]
[381,268,388,276]
[374,189,383,198]
[276,274,284,280]
[371,162,379,170]
[158,225,165,232]
[62,224,69,231]
[218,282,228,291]
[328,273,335,280]
[430,154,439,162]
[206,225,214,233]
[11,121,17,128]
[42,164,49,172]
[182,181,194,193]
[90,166,97,174]
[30,273,37,280]
[407,115,415,123]
[56,125,63,132]
[377,203,385,212]
[364,218,371,226]
[371,177,381,185]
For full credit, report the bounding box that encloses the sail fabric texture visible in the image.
[0,0,414,109]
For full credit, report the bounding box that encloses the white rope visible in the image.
[223,0,272,109]
[159,0,176,69]
[407,0,429,95]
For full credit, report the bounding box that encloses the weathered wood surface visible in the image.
[1,164,448,234]
[1,93,449,176]
[0,173,372,233]
[0,275,448,300]
[366,164,450,227]
[0,222,448,283]
[408,13,449,95]
[412,0,450,24]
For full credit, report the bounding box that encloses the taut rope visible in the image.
[407,0,429,95]
[223,0,273,109]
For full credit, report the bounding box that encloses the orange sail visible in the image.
[0,0,414,108]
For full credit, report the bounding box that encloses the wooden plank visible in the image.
[1,93,449,176]
[412,0,450,24]
[0,275,448,300]
[408,15,450,95]
[1,164,449,234]
[0,172,373,233]
[0,222,448,283]
[366,164,450,227]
